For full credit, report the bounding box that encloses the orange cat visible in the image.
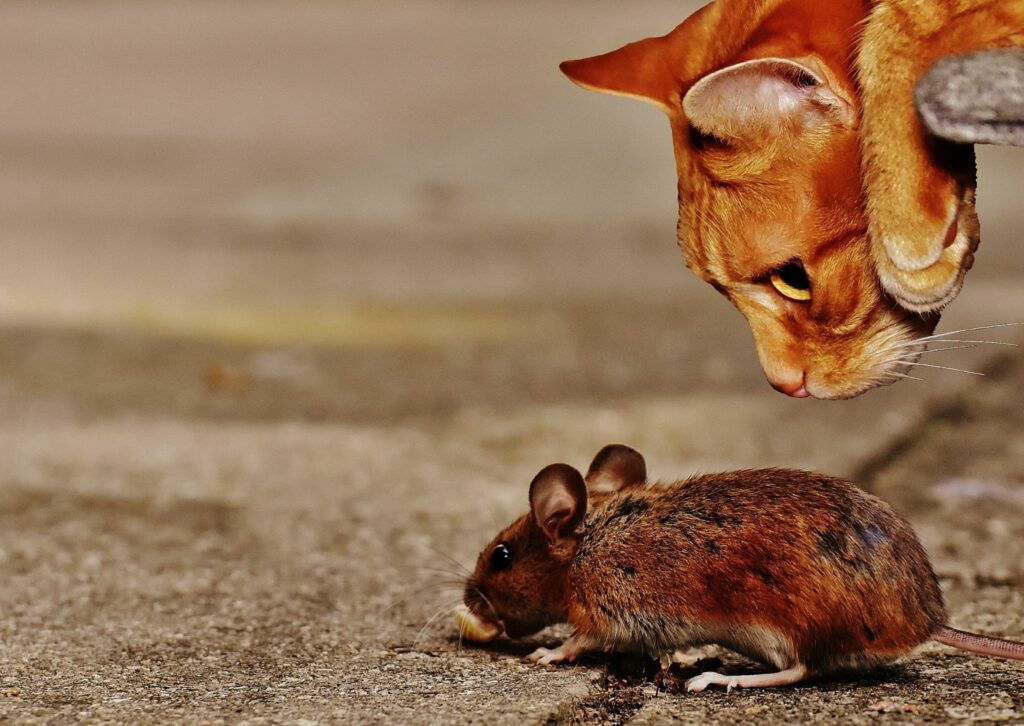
[561,0,1024,399]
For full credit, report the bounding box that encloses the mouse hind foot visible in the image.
[685,663,808,693]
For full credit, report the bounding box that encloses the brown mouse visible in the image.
[458,444,1024,691]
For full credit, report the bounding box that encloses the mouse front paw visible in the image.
[527,647,564,666]
[527,636,586,666]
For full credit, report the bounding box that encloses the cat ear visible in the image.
[560,36,680,112]
[585,444,647,495]
[529,463,588,545]
[682,58,853,141]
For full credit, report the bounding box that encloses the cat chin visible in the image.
[804,354,928,400]
[762,370,890,400]
[749,315,935,400]
[805,377,899,401]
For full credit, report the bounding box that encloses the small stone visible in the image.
[868,700,919,714]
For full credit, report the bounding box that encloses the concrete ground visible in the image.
[0,1,1023,723]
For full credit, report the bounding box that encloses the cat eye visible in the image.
[489,543,512,571]
[769,261,812,301]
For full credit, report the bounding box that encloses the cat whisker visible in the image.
[874,338,929,355]
[875,338,1018,356]
[915,344,977,354]
[888,372,924,381]
[892,360,985,376]
[906,322,1023,345]
[882,323,1019,356]
[926,339,1019,347]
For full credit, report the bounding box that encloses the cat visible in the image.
[560,0,1024,399]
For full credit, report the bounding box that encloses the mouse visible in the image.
[455,444,1024,691]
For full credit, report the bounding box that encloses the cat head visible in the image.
[561,2,937,399]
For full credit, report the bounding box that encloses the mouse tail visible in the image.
[933,625,1024,661]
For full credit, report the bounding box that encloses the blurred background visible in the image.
[1,2,1023,722]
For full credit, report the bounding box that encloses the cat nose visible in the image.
[769,371,810,398]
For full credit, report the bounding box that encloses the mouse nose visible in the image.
[769,371,810,398]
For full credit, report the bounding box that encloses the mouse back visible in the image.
[569,469,947,672]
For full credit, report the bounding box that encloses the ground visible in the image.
[0,1,1023,724]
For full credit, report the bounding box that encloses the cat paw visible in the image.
[869,154,964,266]
[872,195,979,312]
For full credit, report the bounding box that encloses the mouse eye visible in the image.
[489,543,512,571]
[769,261,812,301]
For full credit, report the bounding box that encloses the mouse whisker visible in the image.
[409,564,474,582]
[416,581,469,594]
[380,598,409,617]
[413,601,464,647]
[473,586,499,623]
[488,507,507,533]
[427,546,473,578]
[381,582,465,617]
[393,567,467,588]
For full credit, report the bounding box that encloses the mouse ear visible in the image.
[585,444,647,495]
[529,463,588,546]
